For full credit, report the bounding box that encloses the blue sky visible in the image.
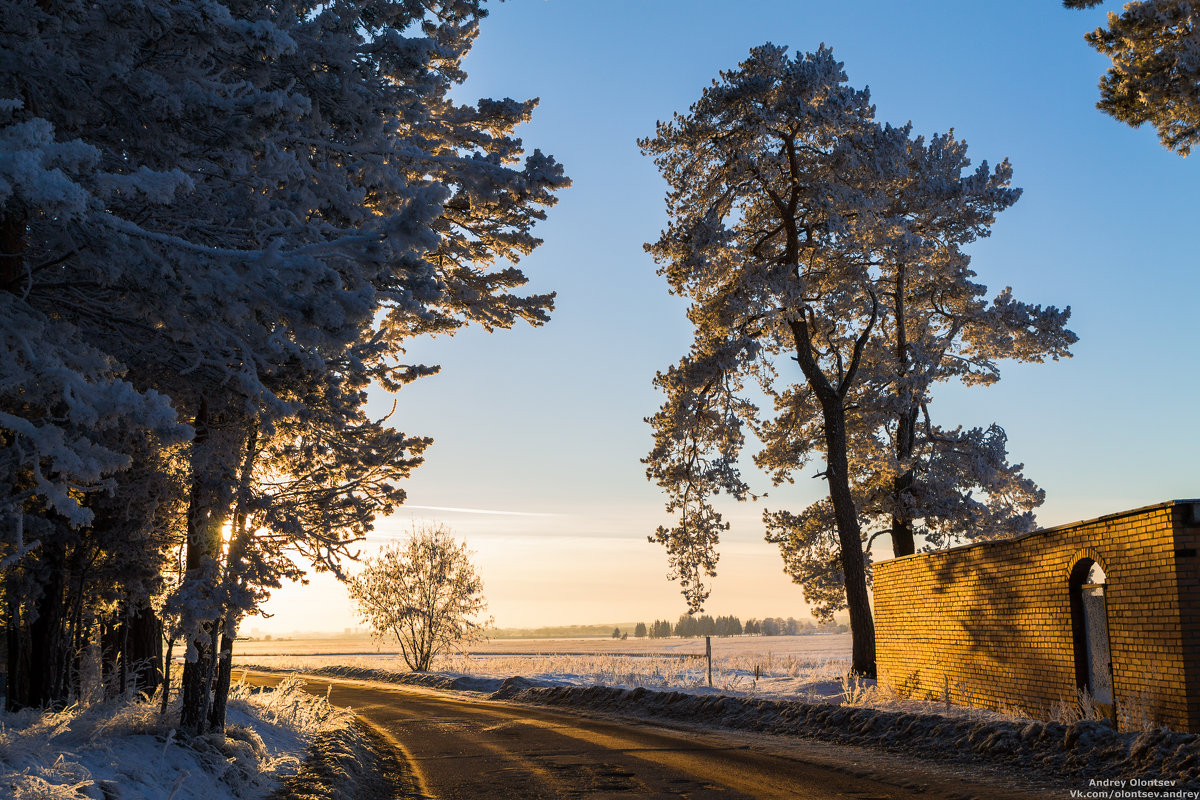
[256,0,1198,633]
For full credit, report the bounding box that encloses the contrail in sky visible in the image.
[402,504,559,518]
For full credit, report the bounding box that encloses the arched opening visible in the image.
[1070,558,1114,717]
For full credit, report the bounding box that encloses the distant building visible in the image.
[874,500,1200,731]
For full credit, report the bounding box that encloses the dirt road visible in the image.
[241,670,1064,799]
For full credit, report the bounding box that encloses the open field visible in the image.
[236,633,864,702]
[235,630,1161,730]
[237,632,852,659]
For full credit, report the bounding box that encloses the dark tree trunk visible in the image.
[69,620,84,701]
[63,547,91,703]
[100,611,123,697]
[161,633,176,714]
[208,631,235,730]
[890,268,918,559]
[890,406,919,558]
[125,603,163,698]
[890,510,916,558]
[206,422,257,732]
[28,541,67,708]
[5,566,29,711]
[180,397,216,734]
[787,317,877,678]
[179,398,240,734]
[3,214,30,708]
[121,611,130,695]
[819,402,877,678]
[181,626,216,733]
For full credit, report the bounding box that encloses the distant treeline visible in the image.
[488,617,850,640]
[624,615,848,639]
[490,624,641,640]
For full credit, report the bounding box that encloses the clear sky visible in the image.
[254,0,1199,634]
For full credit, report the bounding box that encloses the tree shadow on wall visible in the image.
[911,544,1074,715]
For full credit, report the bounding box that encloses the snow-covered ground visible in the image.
[238,633,1033,724]
[236,632,852,660]
[0,677,351,800]
[241,634,846,693]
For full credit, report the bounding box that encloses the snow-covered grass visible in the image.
[240,649,1041,728]
[239,648,854,700]
[237,632,850,660]
[238,632,1159,731]
[0,676,352,800]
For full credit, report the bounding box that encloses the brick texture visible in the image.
[873,500,1200,731]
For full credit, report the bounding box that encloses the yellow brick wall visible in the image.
[873,501,1200,731]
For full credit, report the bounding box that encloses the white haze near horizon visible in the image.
[252,503,826,635]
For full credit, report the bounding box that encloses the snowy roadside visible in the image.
[492,681,1200,789]
[0,676,398,800]
[238,651,867,706]
[241,663,1200,790]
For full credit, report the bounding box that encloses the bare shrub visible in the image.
[348,523,491,672]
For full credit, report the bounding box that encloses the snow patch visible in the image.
[0,677,352,800]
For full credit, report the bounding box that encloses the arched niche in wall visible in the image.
[1069,557,1114,715]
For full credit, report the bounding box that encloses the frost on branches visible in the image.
[1065,0,1200,155]
[348,523,491,672]
[1,0,566,731]
[641,45,1075,676]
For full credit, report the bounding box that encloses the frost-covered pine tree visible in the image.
[756,124,1076,619]
[1,1,200,709]
[642,45,886,675]
[1,0,566,728]
[642,45,1074,676]
[1065,0,1200,155]
[185,0,566,733]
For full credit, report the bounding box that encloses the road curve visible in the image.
[240,670,1062,800]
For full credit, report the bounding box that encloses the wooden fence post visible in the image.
[706,636,712,687]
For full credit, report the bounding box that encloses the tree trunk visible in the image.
[2,216,28,707]
[890,268,918,559]
[208,631,235,731]
[204,422,257,732]
[787,317,877,678]
[819,401,877,678]
[890,510,916,558]
[63,545,91,704]
[28,541,67,708]
[161,633,176,715]
[181,398,231,734]
[181,625,215,733]
[890,407,919,558]
[5,567,29,711]
[180,396,243,734]
[119,608,129,695]
[100,611,123,698]
[126,602,163,698]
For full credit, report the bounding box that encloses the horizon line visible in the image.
[400,504,561,518]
